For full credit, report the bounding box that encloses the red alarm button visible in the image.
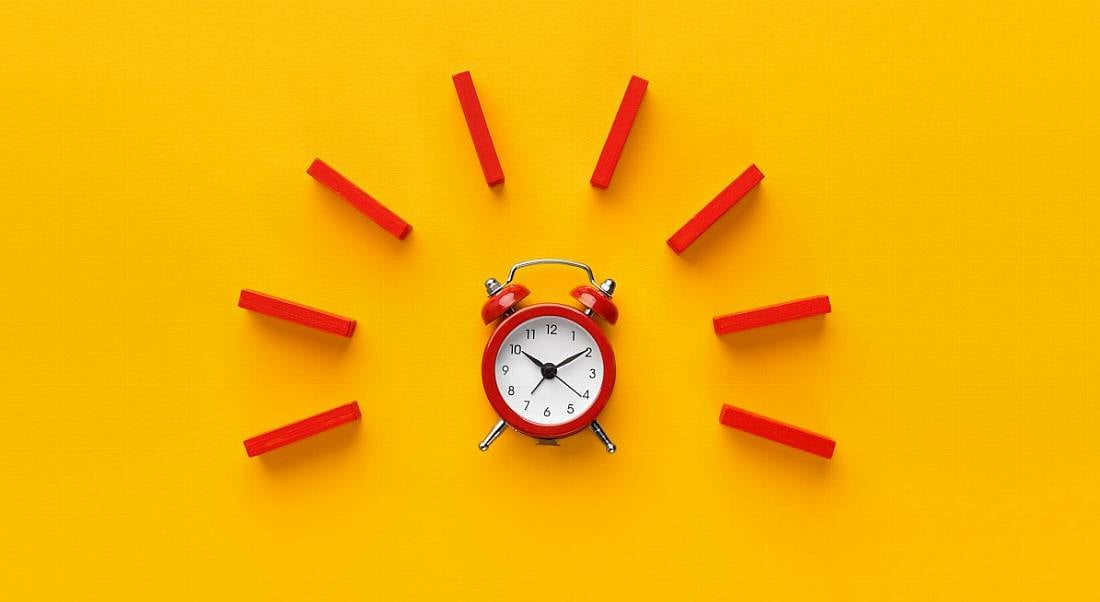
[570,285,619,324]
[481,284,531,324]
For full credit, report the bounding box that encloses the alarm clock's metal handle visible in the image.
[505,258,599,287]
[497,258,616,298]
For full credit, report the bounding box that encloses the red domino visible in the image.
[244,402,361,457]
[452,71,504,187]
[591,75,648,189]
[667,164,764,254]
[713,295,831,335]
[238,289,357,337]
[719,404,835,459]
[307,158,411,240]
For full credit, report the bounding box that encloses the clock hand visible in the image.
[530,378,547,395]
[521,351,546,369]
[554,375,585,398]
[523,351,554,395]
[555,348,591,369]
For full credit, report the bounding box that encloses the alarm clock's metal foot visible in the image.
[479,419,507,452]
[590,420,616,454]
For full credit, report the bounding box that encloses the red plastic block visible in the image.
[238,289,357,337]
[307,158,411,240]
[244,402,361,457]
[719,404,835,459]
[590,75,648,189]
[713,295,831,335]
[452,71,504,187]
[667,164,764,254]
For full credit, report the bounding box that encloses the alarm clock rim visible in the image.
[481,303,616,439]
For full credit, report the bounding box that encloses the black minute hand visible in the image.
[555,348,591,369]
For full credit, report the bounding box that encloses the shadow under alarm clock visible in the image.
[478,258,619,453]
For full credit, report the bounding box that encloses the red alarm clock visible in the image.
[478,259,619,453]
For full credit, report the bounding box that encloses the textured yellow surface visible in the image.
[0,1,1097,599]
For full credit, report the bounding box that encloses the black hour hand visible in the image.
[521,351,546,369]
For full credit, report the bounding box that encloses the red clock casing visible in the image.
[481,303,616,439]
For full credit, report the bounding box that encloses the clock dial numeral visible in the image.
[507,386,514,395]
[571,330,576,341]
[543,407,551,417]
[589,368,597,379]
[567,403,575,414]
[501,365,509,374]
[525,328,535,339]
[523,400,530,411]
[546,324,557,335]
[509,344,522,355]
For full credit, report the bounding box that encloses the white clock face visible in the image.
[494,314,606,427]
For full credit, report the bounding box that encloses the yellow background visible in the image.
[1,1,1096,599]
